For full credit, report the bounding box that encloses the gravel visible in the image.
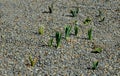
[0,0,120,76]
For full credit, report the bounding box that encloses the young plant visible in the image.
[83,17,91,25]
[38,26,44,35]
[91,47,102,53]
[88,28,92,40]
[29,55,37,67]
[74,25,79,36]
[70,7,79,17]
[55,31,62,48]
[92,61,99,70]
[48,38,53,47]
[65,25,72,40]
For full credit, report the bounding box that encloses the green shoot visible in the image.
[88,28,92,40]
[74,25,79,36]
[92,61,99,70]
[29,55,37,67]
[55,31,62,48]
[38,26,44,35]
[91,47,102,53]
[70,7,79,17]
[48,38,53,47]
[83,17,91,24]
[29,55,34,66]
[76,7,79,14]
[65,25,72,40]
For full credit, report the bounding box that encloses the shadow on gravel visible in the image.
[49,35,55,38]
[33,32,40,35]
[39,44,56,48]
[91,51,101,54]
[42,11,51,13]
[80,37,89,40]
[70,33,76,36]
[87,67,98,70]
[65,14,74,17]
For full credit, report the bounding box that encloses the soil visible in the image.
[0,0,120,76]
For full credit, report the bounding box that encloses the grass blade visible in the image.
[48,38,53,47]
[38,26,44,35]
[88,28,92,40]
[83,17,91,25]
[65,25,72,39]
[55,31,62,48]
[74,25,79,36]
[92,61,99,70]
[91,47,102,53]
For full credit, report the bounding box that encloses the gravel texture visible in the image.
[0,0,120,76]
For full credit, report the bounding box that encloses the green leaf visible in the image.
[91,47,102,53]
[83,17,91,25]
[76,7,79,14]
[55,32,62,48]
[70,7,79,17]
[74,26,79,36]
[48,38,53,47]
[38,26,44,35]
[95,47,102,52]
[92,61,99,70]
[29,55,34,66]
[65,25,72,39]
[88,28,92,40]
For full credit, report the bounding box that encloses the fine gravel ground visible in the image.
[0,0,120,76]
